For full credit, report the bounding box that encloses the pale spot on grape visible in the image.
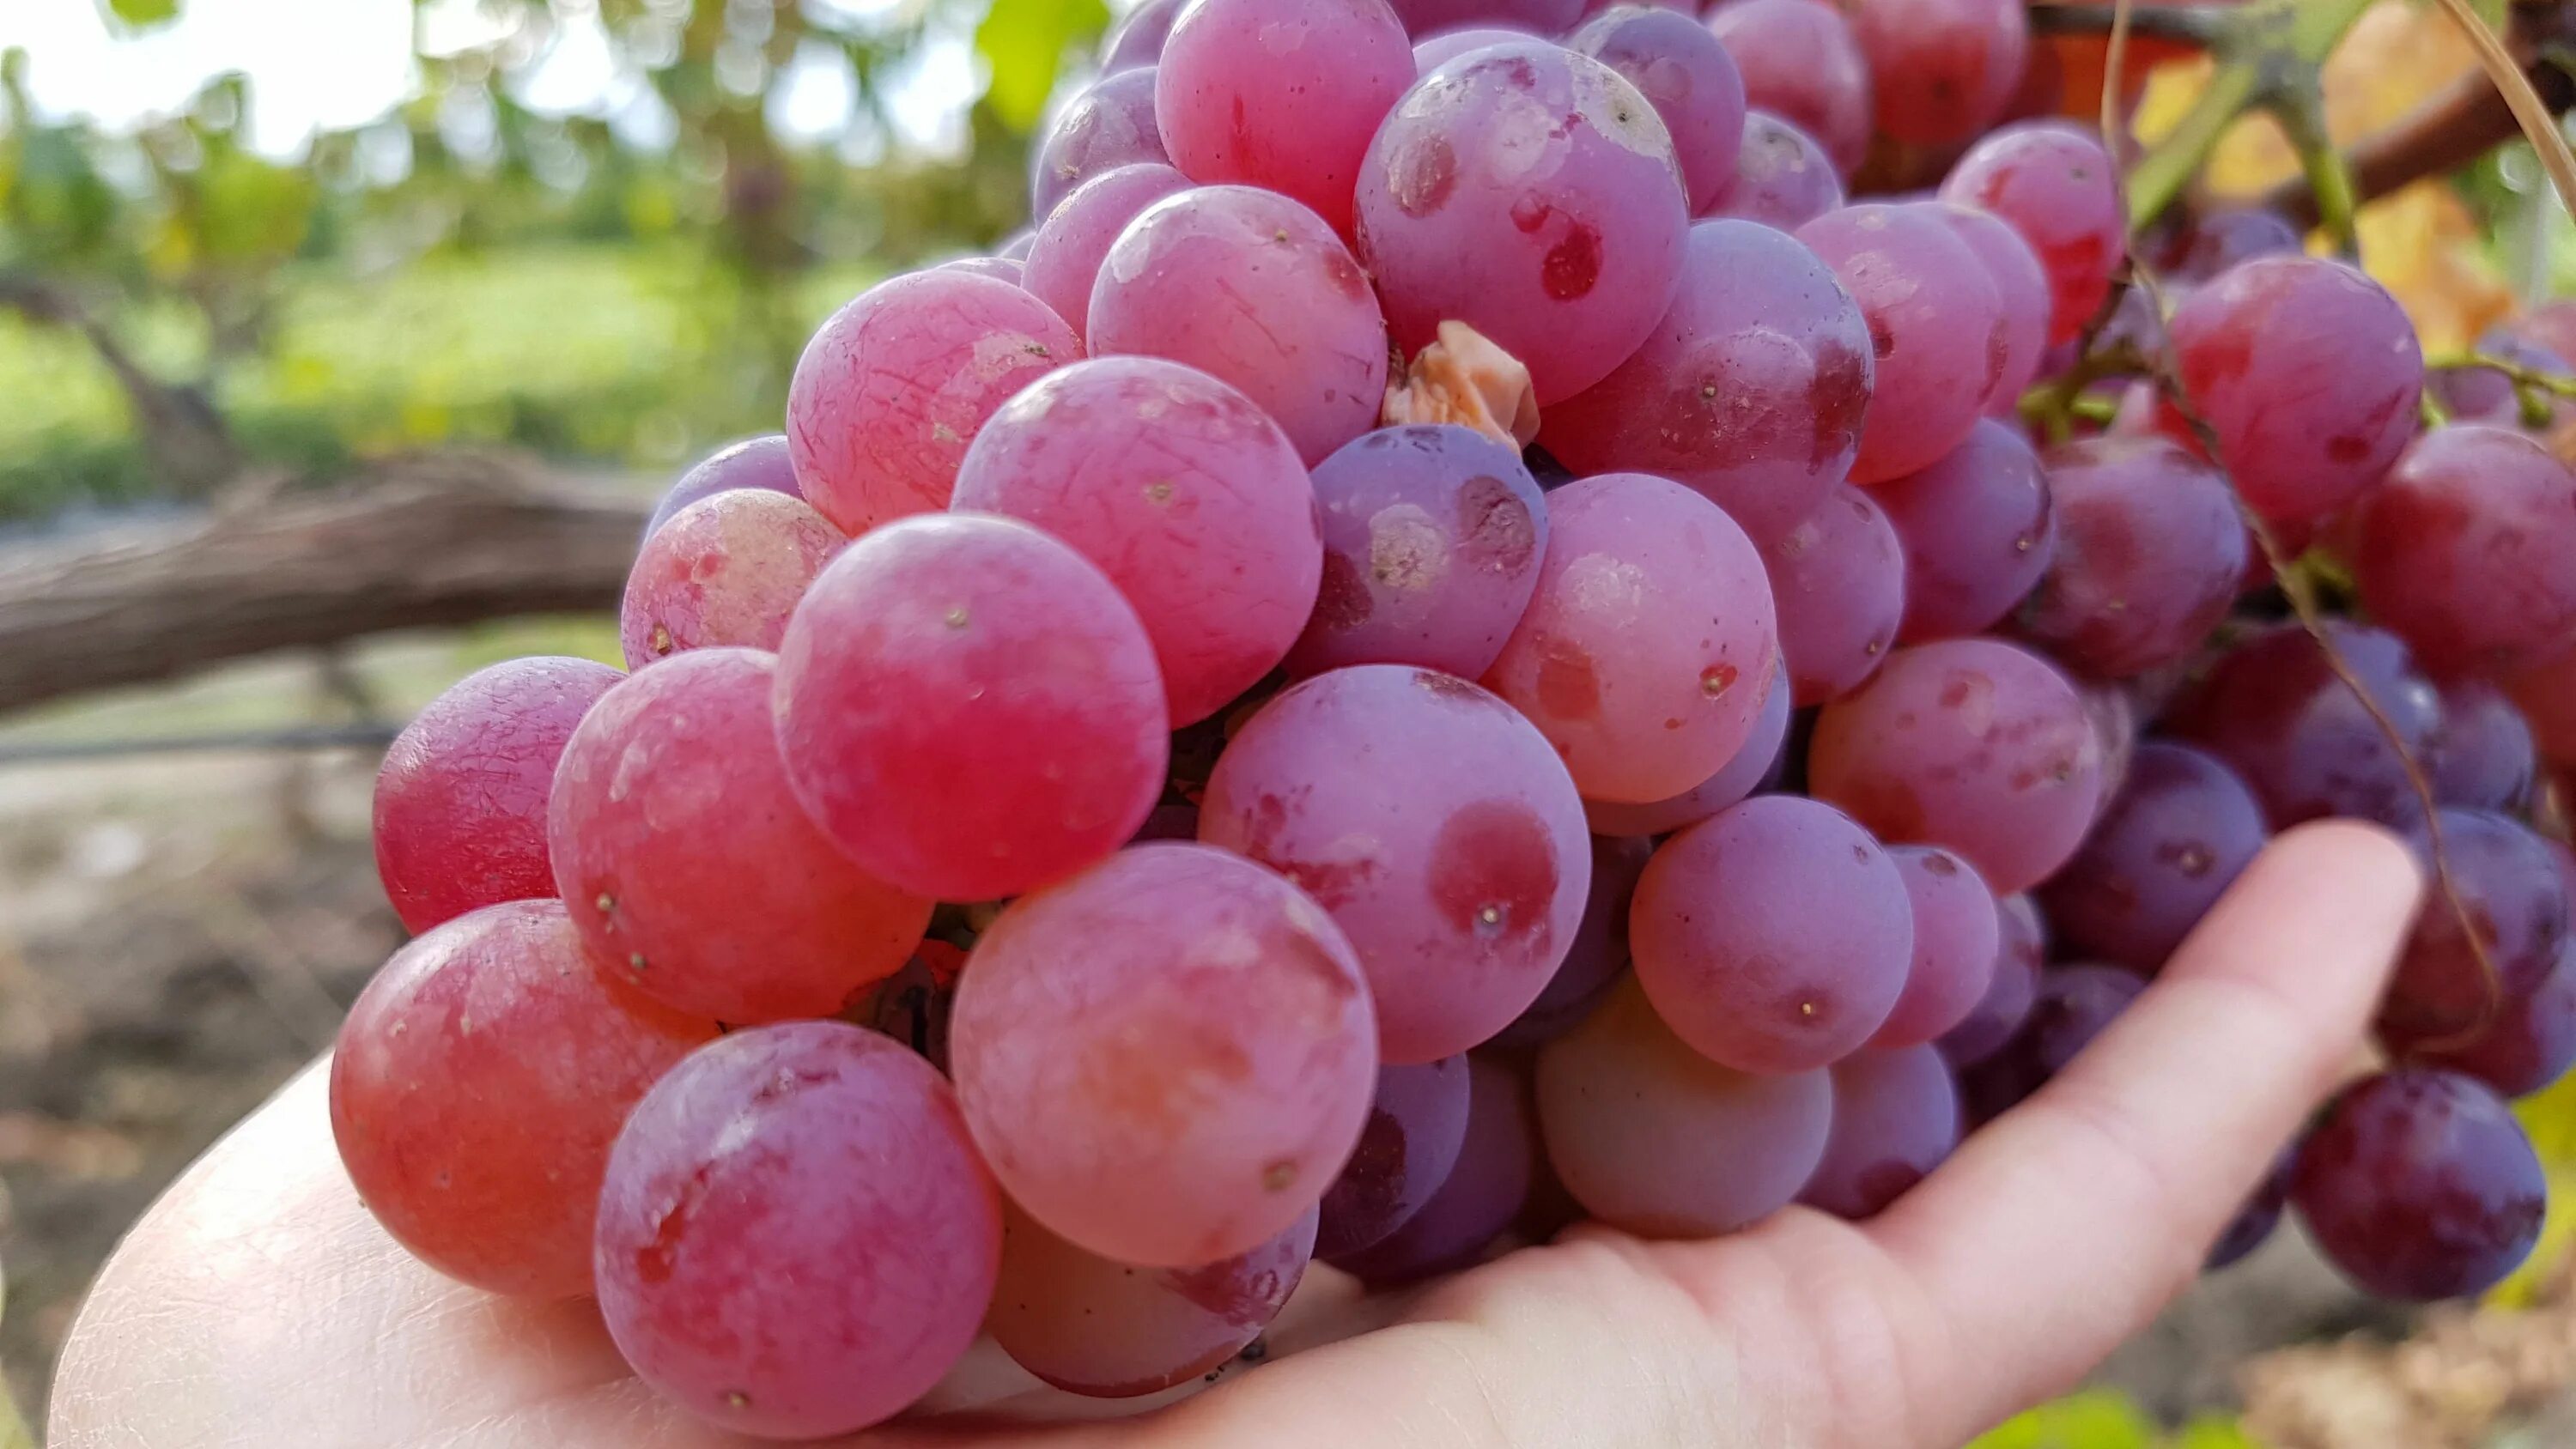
[1145,480,1176,506]
[629,952,648,973]
[727,1392,752,1410]
[1264,1160,1298,1191]
[596,892,617,914]
[648,623,674,658]
[946,606,970,628]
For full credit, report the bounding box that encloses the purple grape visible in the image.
[1334,1057,1538,1282]
[1871,845,2002,1048]
[1957,964,2145,1125]
[1703,109,1844,229]
[2431,681,2540,815]
[1937,893,2045,1067]
[1765,482,1907,705]
[935,255,1026,286]
[1023,162,1192,340]
[2039,743,2268,975]
[2353,423,2576,678]
[2164,621,2444,829]
[2154,206,2302,282]
[642,434,803,542]
[2021,436,2246,679]
[2427,330,2572,428]
[1796,203,2007,484]
[1031,69,1170,221]
[1491,834,1656,1047]
[2291,1068,2545,1300]
[2377,808,2569,1046]
[2400,940,2576,1099]
[1411,25,1538,72]
[1583,666,1792,838]
[1567,5,1747,214]
[2208,1148,2294,1270]
[1316,1056,1473,1258]
[1102,0,1189,70]
[1941,122,2122,344]
[1799,1045,1961,1219]
[1933,203,2050,421]
[1878,419,2055,641]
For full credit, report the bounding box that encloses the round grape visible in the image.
[1315,1056,1473,1257]
[2377,808,2568,1046]
[1704,110,1844,229]
[1156,0,1414,236]
[1333,1056,1537,1282]
[642,434,803,542]
[1102,0,1188,70]
[2397,939,2576,1100]
[1023,162,1193,340]
[2038,743,2267,975]
[1937,892,2046,1068]
[2163,621,2443,828]
[1492,832,1656,1046]
[1870,844,2002,1048]
[2429,679,2538,815]
[1933,203,2050,418]
[619,491,844,669]
[1765,482,1907,705]
[1583,666,1791,837]
[1878,419,2055,641]
[2020,435,2246,679]
[1704,0,1873,176]
[1941,123,2124,345]
[1844,0,2026,146]
[2354,423,2576,678]
[2290,1067,2545,1301]
[1956,963,2144,1125]
[1798,1045,1961,1219]
[1567,5,1747,214]
[1032,68,1170,220]
[1796,203,2007,484]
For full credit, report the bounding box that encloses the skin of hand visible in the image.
[46,820,2419,1449]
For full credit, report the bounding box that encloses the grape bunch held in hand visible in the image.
[343,2,2576,1440]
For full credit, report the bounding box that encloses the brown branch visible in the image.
[0,270,243,495]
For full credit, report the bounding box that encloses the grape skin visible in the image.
[2428,679,2539,815]
[1798,1045,1961,1219]
[1703,110,1845,230]
[1765,482,1908,705]
[1102,0,1188,71]
[1334,1056,1538,1283]
[1385,0,1583,39]
[1937,892,2046,1068]
[1031,68,1171,220]
[2038,743,2267,976]
[1411,26,1540,73]
[2376,808,2569,1046]
[1023,162,1193,340]
[2020,435,2246,680]
[2208,1149,2295,1270]
[594,1022,1001,1439]
[2290,1068,2546,1301]
[1870,845,2002,1049]
[331,900,717,1300]
[1934,203,2050,421]
[950,843,1378,1266]
[1941,122,2124,345]
[619,490,845,669]
[1796,203,2007,484]
[1704,0,1874,176]
[1957,964,2144,1125]
[1315,1056,1473,1257]
[1583,666,1791,837]
[1491,833,1656,1047]
[2163,621,2443,829]
[1846,0,2027,147]
[1566,4,1747,214]
[1877,419,2055,642]
[2353,424,2576,678]
[642,433,803,542]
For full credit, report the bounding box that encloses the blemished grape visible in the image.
[950,356,1322,727]
[1539,219,1873,546]
[1285,425,1549,682]
[1536,977,1835,1235]
[331,900,717,1300]
[950,843,1377,1266]
[1938,892,2045,1067]
[2019,436,2246,679]
[1808,638,2105,893]
[1355,42,1691,404]
[2154,205,2302,283]
[1492,833,1656,1046]
[373,656,620,936]
[1941,122,2124,345]
[2377,808,2569,1046]
[550,649,932,1023]
[1200,665,1593,1062]
[1411,26,1537,71]
[1878,419,2055,642]
[1704,110,1845,229]
[2038,743,2267,975]
[2290,1067,2546,1301]
[2081,676,2139,803]
[1315,1056,1473,1256]
[1023,162,1193,340]
[1333,1056,1537,1283]
[1031,68,1171,220]
[2163,621,2443,828]
[786,270,1079,533]
[1385,0,1582,37]
[1845,0,2026,146]
[773,515,1170,902]
[1482,471,1782,804]
[1566,5,1747,215]
[1089,185,1390,466]
[2208,1149,2295,1270]
[1704,0,1873,176]
[1798,1045,1961,1219]
[1102,0,1188,70]
[1796,203,2007,484]
[642,434,803,542]
[2167,255,2423,525]
[594,1022,1001,1439]
[1870,845,2002,1049]
[1957,963,2145,1125]
[989,1200,1316,1398]
[1934,203,2050,419]
[619,491,845,669]
[2354,424,2576,678]
[2399,939,2576,1100]
[2429,679,2539,815]
[1630,795,1915,1074]
[1583,666,1791,837]
[1156,0,1413,237]
[1765,482,1907,705]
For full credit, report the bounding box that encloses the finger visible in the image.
[1869,819,2421,1443]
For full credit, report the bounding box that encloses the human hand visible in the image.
[47,821,2418,1449]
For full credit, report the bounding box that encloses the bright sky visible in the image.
[0,0,981,159]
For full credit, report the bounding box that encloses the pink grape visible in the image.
[775,515,1169,901]
[1567,4,1747,213]
[937,255,1026,285]
[2167,255,2423,525]
[1796,203,2007,484]
[1286,425,1548,681]
[2020,435,2246,679]
[1937,892,2045,1067]
[1103,0,1189,70]
[2377,808,2568,1045]
[2429,680,2537,814]
[786,270,1079,532]
[1765,482,1907,704]
[1032,68,1170,219]
[1583,666,1791,836]
[1808,638,2105,893]
[1870,845,2001,1048]
[1023,162,1192,339]
[1385,0,1583,35]
[1933,203,2050,417]
[989,1201,1315,1398]
[1155,0,1414,236]
[1941,123,2124,344]
[951,355,1321,726]
[643,434,802,540]
[999,229,1036,260]
[1412,25,1537,70]
[951,843,1376,1265]
[1704,0,1873,175]
[1704,110,1845,228]
[2038,743,2268,974]
[2290,1067,2545,1301]
[1631,794,1915,1073]
[1200,665,1593,1062]
[2154,205,2302,282]
[594,1022,1000,1439]
[1844,0,2026,146]
[2399,940,2576,1100]
[1536,977,1835,1235]
[1333,1056,1537,1283]
[374,656,620,935]
[619,490,845,668]
[1315,1056,1473,1256]
[1090,185,1389,466]
[1355,42,1692,404]
[1540,219,1874,546]
[1798,1046,1961,1219]
[2428,329,2573,428]
[1492,833,1656,1046]
[550,649,931,1022]
[1482,470,1782,803]
[2164,621,2443,828]
[331,900,717,1299]
[2354,424,2576,678]
[1878,419,2055,641]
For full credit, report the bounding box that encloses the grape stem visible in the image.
[2431,350,2576,427]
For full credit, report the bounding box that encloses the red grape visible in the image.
[2429,679,2538,815]
[1957,962,2144,1125]
[1941,122,2124,344]
[2020,435,2246,678]
[1411,26,1540,71]
[2208,1148,2295,1270]
[1797,203,2007,484]
[1878,419,2055,642]
[2153,205,2302,283]
[1704,0,1873,175]
[2397,938,2576,1100]
[2353,423,2576,678]
[1937,892,2045,1067]
[619,490,844,668]
[1583,665,1792,836]
[1935,203,2051,418]
[1103,0,1188,70]
[1870,844,2002,1048]
[2290,1067,2545,1301]
[1032,68,1170,219]
[1765,482,1907,704]
[1798,1045,1961,1219]
[1567,4,1748,214]
[2377,808,2568,1045]
[1023,162,1193,340]
[2038,742,2267,974]
[1315,1056,1473,1257]
[1844,0,2028,146]
[1385,0,1583,36]
[2163,621,2443,828]
[1704,109,1845,229]
[643,434,802,541]
[1492,833,1656,1046]
[1334,1056,1537,1282]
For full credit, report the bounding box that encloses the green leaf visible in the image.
[100,0,184,28]
[975,0,1111,133]
[1970,1390,2162,1449]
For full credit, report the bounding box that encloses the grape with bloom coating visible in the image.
[1878,420,2055,641]
[2291,1068,2545,1301]
[1958,964,2144,1125]
[1334,1057,1536,1282]
[1799,1046,1960,1219]
[775,515,1170,902]
[1410,26,1535,71]
[1155,0,1413,236]
[1315,1057,1472,1257]
[1704,110,1844,228]
[2377,809,2569,1046]
[1482,471,1781,804]
[2400,939,2576,1100]
[951,844,1377,1266]
[951,356,1321,726]
[374,656,620,935]
[1704,0,1873,175]
[2164,621,2443,828]
[1870,845,2001,1048]
[1933,203,2050,417]
[642,434,802,541]
[2154,205,2301,282]
[2430,680,2538,815]
[2040,743,2267,975]
[331,899,717,1300]
[1492,833,1656,1046]
[2020,435,2246,679]
[1844,0,2027,146]
[1032,68,1170,219]
[1200,665,1592,1062]
[1023,163,1192,340]
[1941,123,2124,344]
[1583,667,1790,837]
[1385,0,1581,36]
[1355,42,1690,404]
[1938,893,2045,1067]
[1797,203,2007,484]
[619,491,844,668]
[2353,424,2576,678]
[1765,482,1907,705]
[1102,0,1188,70]
[1566,5,1747,214]
[594,1022,1000,1439]
[786,270,1078,532]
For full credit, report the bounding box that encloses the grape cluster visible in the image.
[345,0,2576,1438]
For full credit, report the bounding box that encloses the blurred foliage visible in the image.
[1970,1390,2263,1448]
